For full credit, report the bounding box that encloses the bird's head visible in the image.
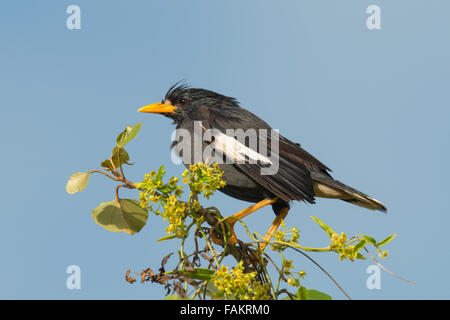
[138,82,239,124]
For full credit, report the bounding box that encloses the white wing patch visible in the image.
[205,127,272,166]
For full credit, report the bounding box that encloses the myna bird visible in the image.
[138,83,386,247]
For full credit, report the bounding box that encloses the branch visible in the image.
[285,246,352,300]
[363,247,416,285]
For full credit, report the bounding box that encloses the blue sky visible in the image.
[0,0,449,299]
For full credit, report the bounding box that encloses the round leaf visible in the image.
[111,147,131,168]
[66,172,91,194]
[91,199,148,234]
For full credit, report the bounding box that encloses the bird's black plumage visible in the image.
[140,83,387,218]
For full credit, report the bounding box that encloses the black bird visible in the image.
[138,83,386,246]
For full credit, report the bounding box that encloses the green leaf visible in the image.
[157,234,178,242]
[155,165,165,182]
[296,286,332,300]
[66,172,90,194]
[310,216,335,238]
[307,289,332,300]
[180,268,214,281]
[360,235,377,247]
[356,253,367,260]
[100,159,115,172]
[353,239,367,254]
[91,199,148,234]
[117,123,142,148]
[101,147,132,172]
[296,286,308,300]
[377,234,397,247]
[111,147,131,168]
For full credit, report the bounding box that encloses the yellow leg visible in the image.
[212,197,279,245]
[260,207,289,250]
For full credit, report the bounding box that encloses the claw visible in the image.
[211,218,238,245]
[209,198,280,247]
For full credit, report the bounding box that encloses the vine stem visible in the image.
[199,228,220,270]
[272,240,331,252]
[255,246,277,300]
[274,251,286,297]
[363,247,416,284]
[180,221,195,270]
[286,246,352,300]
[190,280,209,300]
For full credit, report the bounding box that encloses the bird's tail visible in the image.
[311,171,387,212]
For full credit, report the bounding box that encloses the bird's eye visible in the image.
[178,98,188,106]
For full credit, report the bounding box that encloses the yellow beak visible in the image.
[138,102,176,114]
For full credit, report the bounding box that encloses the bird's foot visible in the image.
[210,218,239,246]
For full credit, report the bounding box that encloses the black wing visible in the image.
[193,103,332,203]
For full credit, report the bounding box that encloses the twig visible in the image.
[363,247,416,285]
[255,246,276,300]
[286,246,352,300]
[199,228,220,270]
[89,170,120,181]
[190,280,209,300]
[117,147,126,180]
[115,184,126,202]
